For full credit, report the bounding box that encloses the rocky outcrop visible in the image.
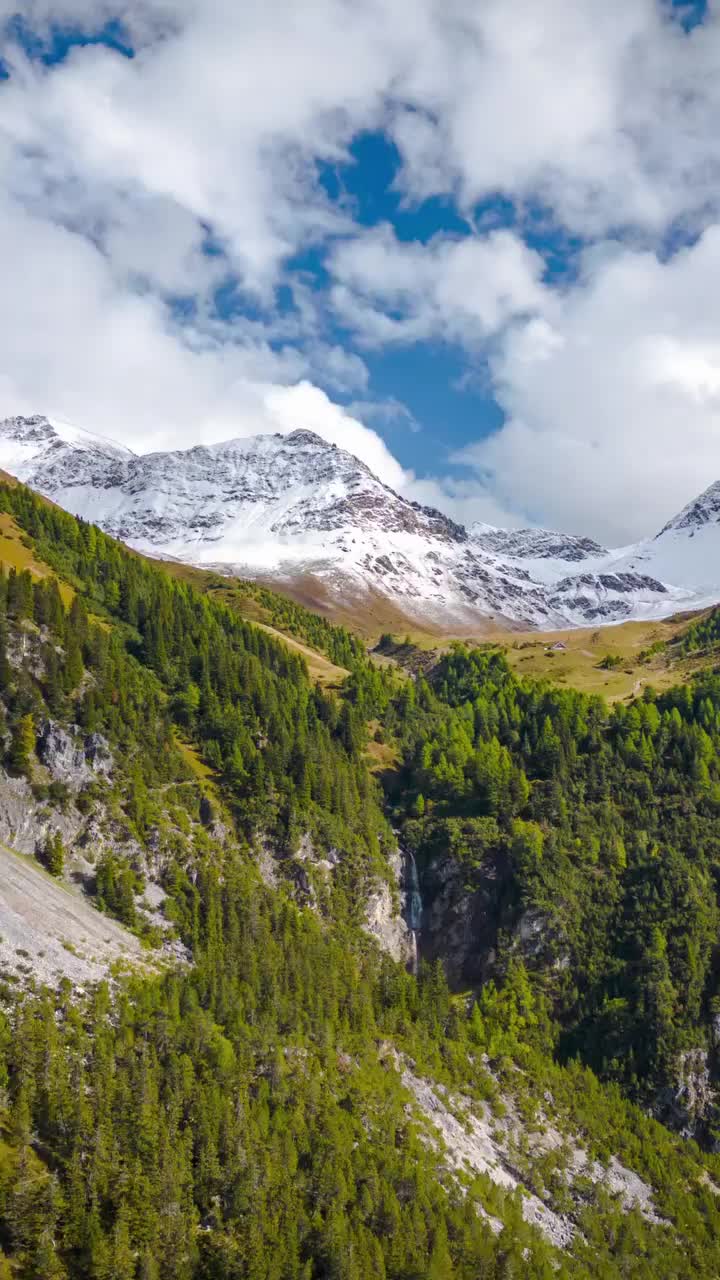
[0,725,187,975]
[0,727,116,863]
[656,1047,720,1142]
[256,836,417,963]
[363,850,415,967]
[254,832,343,910]
[0,771,84,856]
[37,722,113,787]
[420,849,504,986]
[83,732,113,776]
[398,1056,666,1250]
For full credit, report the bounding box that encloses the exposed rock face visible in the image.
[398,1056,665,1250]
[656,1048,720,1142]
[256,836,420,960]
[255,842,280,890]
[0,725,187,982]
[363,850,415,967]
[254,832,344,911]
[420,850,504,986]
[36,722,113,787]
[38,723,88,785]
[510,907,572,972]
[659,478,720,533]
[0,841,153,988]
[83,732,113,776]
[0,771,84,857]
[470,524,607,562]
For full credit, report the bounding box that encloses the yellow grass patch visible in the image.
[0,512,75,606]
[253,621,349,688]
[173,733,217,785]
[497,613,711,702]
[364,720,400,773]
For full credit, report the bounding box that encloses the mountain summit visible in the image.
[0,413,714,630]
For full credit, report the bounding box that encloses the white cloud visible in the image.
[3,0,720,546]
[456,226,720,544]
[391,0,720,238]
[263,383,407,491]
[0,192,401,486]
[329,224,550,347]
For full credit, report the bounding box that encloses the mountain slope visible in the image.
[0,415,568,629]
[0,413,714,630]
[1,475,720,1274]
[608,480,720,598]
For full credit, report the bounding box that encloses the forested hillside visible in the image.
[1,480,720,1276]
[379,645,720,1129]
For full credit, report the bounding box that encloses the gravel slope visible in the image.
[0,842,153,988]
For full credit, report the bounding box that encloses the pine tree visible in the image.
[8,713,35,777]
[43,831,65,878]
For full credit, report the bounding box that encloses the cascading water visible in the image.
[405,851,423,931]
[403,849,423,974]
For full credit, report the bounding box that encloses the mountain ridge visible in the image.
[0,412,715,630]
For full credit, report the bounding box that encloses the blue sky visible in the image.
[1,0,720,543]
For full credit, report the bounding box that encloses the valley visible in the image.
[0,470,720,1276]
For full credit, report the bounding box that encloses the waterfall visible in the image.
[405,850,423,931]
[403,849,423,974]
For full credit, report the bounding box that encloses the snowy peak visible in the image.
[0,414,133,462]
[657,479,720,536]
[0,412,718,631]
[604,479,720,599]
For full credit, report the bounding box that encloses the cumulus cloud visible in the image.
[0,191,403,486]
[390,0,720,237]
[456,227,720,544]
[329,225,551,348]
[3,1,720,543]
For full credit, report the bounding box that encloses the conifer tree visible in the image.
[43,830,65,878]
[8,713,35,777]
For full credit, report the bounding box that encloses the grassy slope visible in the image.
[172,732,219,790]
[254,621,349,687]
[376,610,720,702]
[157,560,351,688]
[0,512,75,606]
[499,612,715,702]
[152,549,720,705]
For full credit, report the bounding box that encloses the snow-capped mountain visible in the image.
[0,413,711,631]
[606,481,720,599]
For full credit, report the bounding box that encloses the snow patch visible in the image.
[3,413,720,630]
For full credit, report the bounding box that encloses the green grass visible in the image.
[172,733,217,785]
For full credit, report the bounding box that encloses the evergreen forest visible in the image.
[1,480,720,1277]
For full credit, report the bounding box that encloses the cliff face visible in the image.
[363,849,416,967]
